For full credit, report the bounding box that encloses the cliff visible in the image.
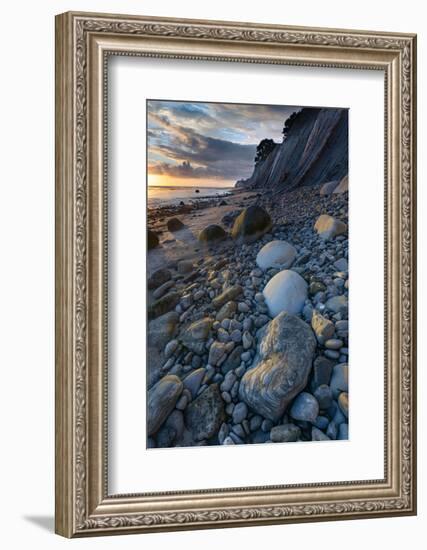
[235,107,348,192]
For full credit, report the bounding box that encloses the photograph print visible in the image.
[146,99,349,449]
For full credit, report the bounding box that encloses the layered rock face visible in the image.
[236,107,348,192]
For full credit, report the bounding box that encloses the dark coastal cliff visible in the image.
[235,107,348,192]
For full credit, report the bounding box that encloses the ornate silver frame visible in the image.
[55,11,417,537]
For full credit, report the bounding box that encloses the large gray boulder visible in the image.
[239,312,316,421]
[147,375,183,436]
[263,269,307,317]
[231,205,272,243]
[256,240,297,270]
[185,384,225,441]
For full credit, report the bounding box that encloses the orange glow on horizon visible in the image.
[147,174,233,188]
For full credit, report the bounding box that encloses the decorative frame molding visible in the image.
[55,11,417,537]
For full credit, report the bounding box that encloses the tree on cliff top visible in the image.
[282,111,299,140]
[254,138,276,165]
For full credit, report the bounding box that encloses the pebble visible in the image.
[232,424,246,439]
[324,338,343,350]
[225,403,235,416]
[232,402,248,424]
[314,415,329,430]
[270,423,301,442]
[238,302,250,313]
[330,364,348,398]
[175,394,188,410]
[326,420,338,440]
[221,372,237,393]
[221,318,231,330]
[221,391,232,404]
[230,319,243,331]
[242,331,253,350]
[222,436,235,445]
[208,341,227,366]
[164,339,179,359]
[218,423,229,444]
[193,289,205,301]
[324,349,340,360]
[230,329,242,343]
[241,351,252,362]
[311,427,330,441]
[338,392,349,417]
[217,328,230,343]
[338,423,349,440]
[261,419,274,432]
[313,384,333,410]
[249,415,263,431]
[289,392,319,423]
[243,318,253,331]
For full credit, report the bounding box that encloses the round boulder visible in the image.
[167,217,185,231]
[314,214,347,240]
[263,269,308,317]
[231,205,272,243]
[198,224,227,243]
[256,240,297,271]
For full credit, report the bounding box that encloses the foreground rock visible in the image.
[198,224,227,242]
[311,310,335,344]
[231,205,272,243]
[148,291,180,319]
[263,270,307,316]
[147,312,179,387]
[212,285,243,308]
[148,229,159,249]
[147,375,183,435]
[256,240,297,270]
[314,214,347,240]
[148,268,171,290]
[239,312,316,421]
[185,384,225,441]
[271,423,301,443]
[180,317,213,355]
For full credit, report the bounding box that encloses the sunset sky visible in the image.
[147,100,300,188]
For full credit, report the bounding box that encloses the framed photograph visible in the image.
[55,11,417,537]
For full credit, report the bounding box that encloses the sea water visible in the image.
[147,186,233,208]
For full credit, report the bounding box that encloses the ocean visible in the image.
[147,185,233,208]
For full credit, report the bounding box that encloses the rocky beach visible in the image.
[146,104,349,449]
[146,175,349,448]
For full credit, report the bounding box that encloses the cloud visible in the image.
[147,100,300,182]
[148,160,223,179]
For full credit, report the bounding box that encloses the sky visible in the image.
[147,100,300,188]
